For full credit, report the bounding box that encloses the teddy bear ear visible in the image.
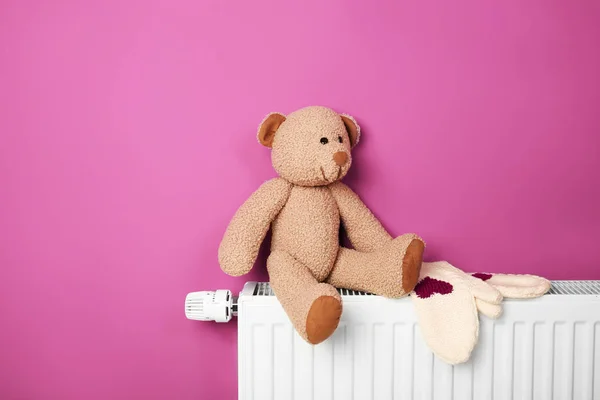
[257,112,286,148]
[340,114,361,148]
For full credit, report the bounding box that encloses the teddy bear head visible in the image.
[257,106,360,186]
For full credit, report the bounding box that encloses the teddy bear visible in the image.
[218,105,426,344]
[217,105,552,357]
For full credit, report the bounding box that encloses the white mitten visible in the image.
[410,261,552,365]
[409,261,503,365]
[470,272,551,298]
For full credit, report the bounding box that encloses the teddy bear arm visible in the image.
[218,178,292,276]
[329,182,393,252]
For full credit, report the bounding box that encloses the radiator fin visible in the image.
[239,288,600,400]
[250,280,600,296]
[548,280,600,295]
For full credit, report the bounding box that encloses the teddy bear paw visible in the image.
[305,295,342,345]
[401,238,425,293]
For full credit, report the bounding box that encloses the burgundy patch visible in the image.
[414,277,453,299]
[472,273,493,281]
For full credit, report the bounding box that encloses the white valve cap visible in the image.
[185,290,233,323]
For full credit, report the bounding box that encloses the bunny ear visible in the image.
[471,273,551,299]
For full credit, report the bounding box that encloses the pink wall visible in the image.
[1,0,599,398]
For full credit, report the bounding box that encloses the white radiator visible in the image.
[232,281,600,400]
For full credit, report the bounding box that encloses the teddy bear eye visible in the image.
[320,137,329,145]
[338,136,343,143]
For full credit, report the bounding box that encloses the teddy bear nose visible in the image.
[333,152,348,166]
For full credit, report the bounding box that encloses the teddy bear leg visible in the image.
[327,234,425,298]
[267,250,342,345]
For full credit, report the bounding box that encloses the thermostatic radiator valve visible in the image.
[184,290,237,323]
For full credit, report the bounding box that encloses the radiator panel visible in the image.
[238,282,600,400]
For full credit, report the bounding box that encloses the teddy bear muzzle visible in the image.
[333,152,348,166]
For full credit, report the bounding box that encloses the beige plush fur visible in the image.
[219,106,425,344]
